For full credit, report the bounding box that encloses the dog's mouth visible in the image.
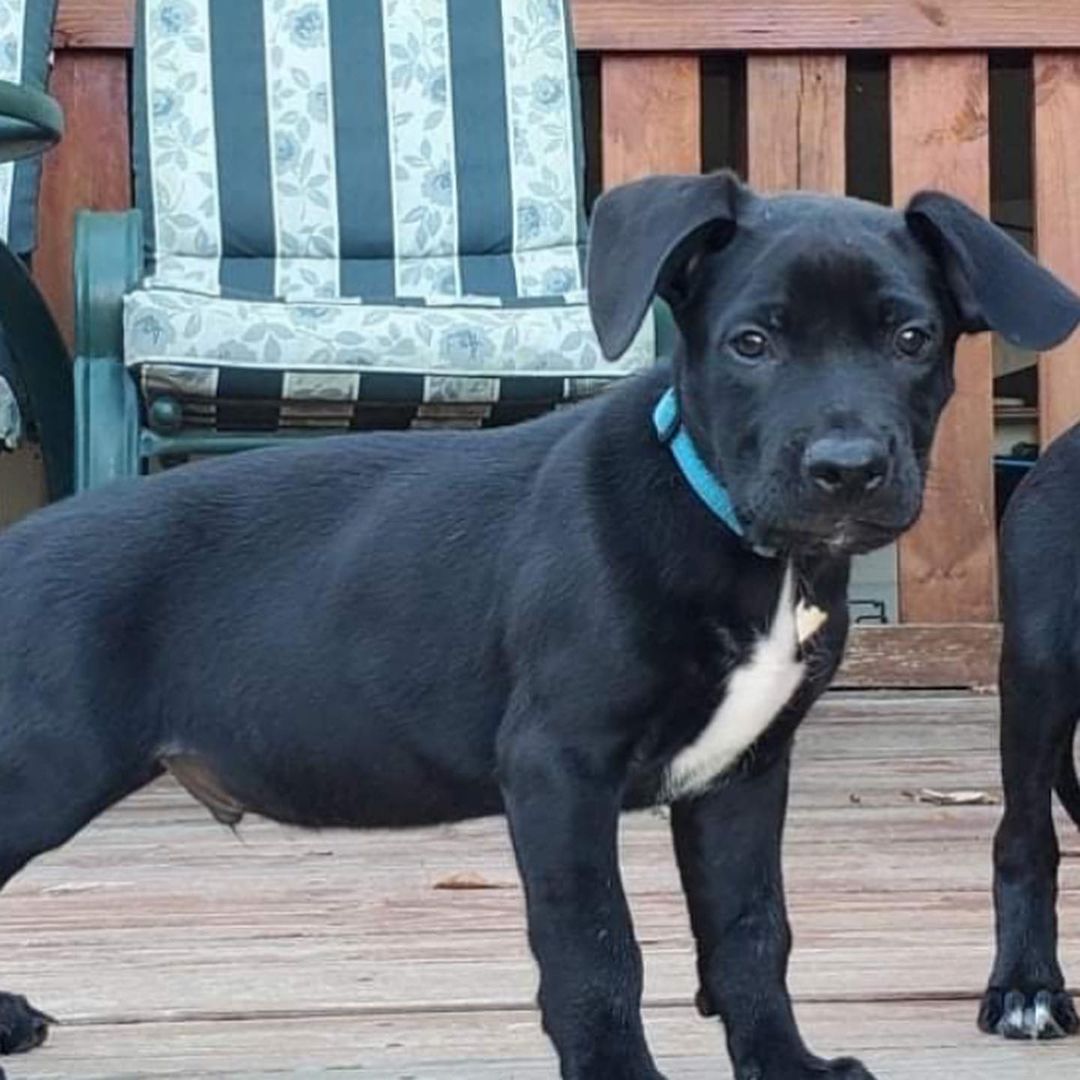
[745,512,912,558]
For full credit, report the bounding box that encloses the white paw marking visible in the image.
[1032,998,1054,1036]
[665,565,825,799]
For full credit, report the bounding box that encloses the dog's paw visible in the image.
[979,987,1080,1040]
[809,1057,877,1080]
[0,992,52,1055]
[739,1055,877,1080]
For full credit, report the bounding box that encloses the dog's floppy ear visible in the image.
[587,171,744,360]
[906,191,1080,351]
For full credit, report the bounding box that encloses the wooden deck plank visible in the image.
[3,694,1079,1077]
[18,1001,1080,1079]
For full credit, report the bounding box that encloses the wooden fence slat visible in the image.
[35,50,132,346]
[58,0,1080,53]
[746,55,845,193]
[56,0,133,49]
[891,54,996,623]
[600,55,700,188]
[1034,54,1080,447]
[573,0,1080,52]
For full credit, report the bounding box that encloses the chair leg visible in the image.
[74,356,141,492]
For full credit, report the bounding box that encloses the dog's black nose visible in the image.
[803,436,889,497]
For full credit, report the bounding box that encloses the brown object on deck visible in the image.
[3,693,1077,1077]
[162,753,245,827]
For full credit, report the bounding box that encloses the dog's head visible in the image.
[587,172,1080,556]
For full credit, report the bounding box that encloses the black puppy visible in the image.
[979,428,1080,1042]
[1,172,1078,1080]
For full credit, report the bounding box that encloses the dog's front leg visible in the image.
[500,728,664,1080]
[672,749,876,1080]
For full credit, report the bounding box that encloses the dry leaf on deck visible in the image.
[902,788,999,807]
[433,871,512,891]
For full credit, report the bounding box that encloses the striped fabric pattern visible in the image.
[131,0,655,429]
[135,0,587,303]
[0,0,58,254]
[124,286,655,430]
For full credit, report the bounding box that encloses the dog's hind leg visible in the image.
[979,641,1080,1040]
[0,726,158,1063]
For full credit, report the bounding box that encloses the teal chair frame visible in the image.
[74,211,352,491]
[73,210,676,493]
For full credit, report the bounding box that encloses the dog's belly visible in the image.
[665,567,812,799]
[163,736,508,830]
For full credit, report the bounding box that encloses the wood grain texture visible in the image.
[55,0,133,49]
[4,693,1079,1078]
[746,55,845,193]
[60,0,1080,52]
[601,55,700,188]
[572,0,1080,51]
[891,54,997,623]
[837,624,1001,689]
[1034,54,1080,448]
[35,50,132,346]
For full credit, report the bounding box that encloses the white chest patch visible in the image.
[665,565,825,800]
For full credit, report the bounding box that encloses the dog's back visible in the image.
[0,394,616,836]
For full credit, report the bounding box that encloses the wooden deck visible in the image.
[3,693,1078,1078]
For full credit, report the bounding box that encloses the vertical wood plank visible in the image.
[1034,54,1080,447]
[35,50,133,346]
[601,55,700,188]
[746,55,846,193]
[891,54,997,623]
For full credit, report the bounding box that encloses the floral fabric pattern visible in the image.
[502,0,582,297]
[264,0,341,299]
[144,0,223,295]
[383,0,460,298]
[125,287,655,393]
[0,373,22,449]
[140,0,592,304]
[132,1,654,413]
[0,0,25,242]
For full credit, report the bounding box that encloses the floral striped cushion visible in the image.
[0,0,57,254]
[135,0,589,304]
[124,287,655,423]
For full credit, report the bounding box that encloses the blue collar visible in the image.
[652,388,775,557]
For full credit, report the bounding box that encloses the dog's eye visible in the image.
[731,330,769,360]
[895,326,931,358]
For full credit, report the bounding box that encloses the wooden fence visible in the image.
[36,0,1080,685]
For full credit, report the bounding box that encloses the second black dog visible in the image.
[980,425,1080,1042]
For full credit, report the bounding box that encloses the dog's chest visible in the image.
[665,566,825,799]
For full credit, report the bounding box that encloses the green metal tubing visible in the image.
[73,211,145,491]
